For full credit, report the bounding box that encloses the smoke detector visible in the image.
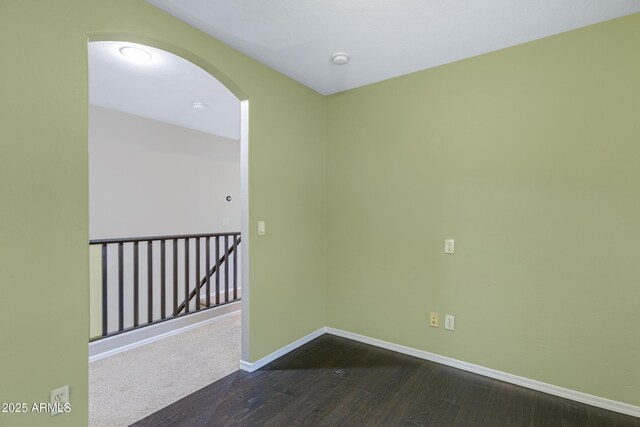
[331,52,350,65]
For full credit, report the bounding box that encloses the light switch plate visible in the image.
[257,221,266,235]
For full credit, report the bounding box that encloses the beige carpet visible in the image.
[89,311,241,427]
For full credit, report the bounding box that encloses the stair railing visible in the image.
[89,232,241,341]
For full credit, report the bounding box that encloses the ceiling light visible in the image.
[119,46,152,62]
[331,52,350,65]
[192,102,206,110]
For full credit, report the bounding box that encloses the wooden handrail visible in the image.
[89,231,240,245]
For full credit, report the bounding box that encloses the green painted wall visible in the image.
[1,1,638,423]
[326,14,640,407]
[0,1,325,425]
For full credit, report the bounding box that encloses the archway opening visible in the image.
[87,39,249,426]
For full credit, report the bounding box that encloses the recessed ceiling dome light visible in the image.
[192,102,206,110]
[331,52,350,65]
[119,46,152,62]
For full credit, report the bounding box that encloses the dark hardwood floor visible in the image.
[133,334,640,427]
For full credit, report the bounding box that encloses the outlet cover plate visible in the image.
[445,314,455,331]
[445,239,455,254]
[429,312,439,327]
[50,385,69,416]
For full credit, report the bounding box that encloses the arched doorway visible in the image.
[86,38,250,426]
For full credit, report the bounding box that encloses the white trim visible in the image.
[239,100,250,363]
[325,327,640,419]
[89,305,240,363]
[238,359,254,372]
[239,327,326,372]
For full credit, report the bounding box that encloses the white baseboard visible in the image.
[239,327,327,372]
[89,302,241,363]
[109,315,637,419]
[325,327,640,419]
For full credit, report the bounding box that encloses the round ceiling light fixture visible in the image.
[119,46,152,62]
[331,52,350,65]
[192,102,206,110]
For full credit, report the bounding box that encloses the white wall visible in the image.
[89,105,241,337]
[89,105,240,239]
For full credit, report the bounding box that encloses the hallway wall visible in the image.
[89,105,241,238]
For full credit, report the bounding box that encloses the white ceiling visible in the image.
[89,41,240,139]
[146,0,640,95]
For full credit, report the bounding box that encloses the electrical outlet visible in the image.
[445,239,455,254]
[429,312,439,327]
[445,315,455,331]
[50,385,69,416]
